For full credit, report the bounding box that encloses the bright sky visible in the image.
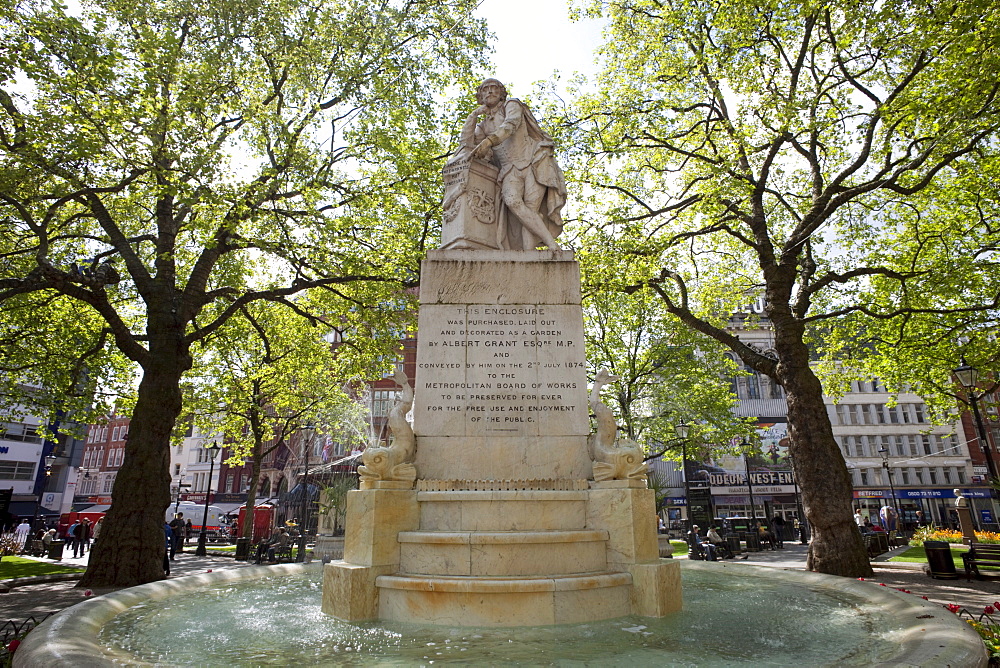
[474,0,605,97]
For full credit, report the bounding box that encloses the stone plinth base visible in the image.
[342,489,418,567]
[629,560,682,616]
[322,562,394,620]
[587,486,659,568]
[376,572,632,627]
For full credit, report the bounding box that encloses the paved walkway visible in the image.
[0,548,254,623]
[678,540,1000,614]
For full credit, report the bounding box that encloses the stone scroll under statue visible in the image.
[440,78,567,251]
[589,368,648,483]
[358,370,416,489]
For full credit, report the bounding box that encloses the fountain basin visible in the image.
[13,561,987,667]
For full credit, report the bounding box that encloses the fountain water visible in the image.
[14,561,986,666]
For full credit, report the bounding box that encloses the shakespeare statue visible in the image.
[440,78,567,251]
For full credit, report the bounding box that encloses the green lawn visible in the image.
[889,544,967,566]
[205,544,236,552]
[670,540,688,554]
[0,556,85,579]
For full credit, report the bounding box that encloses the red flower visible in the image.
[879,583,887,587]
[946,604,961,614]
[857,577,865,581]
[986,606,995,615]
[922,596,929,600]
[7,639,20,654]
[207,569,212,573]
[84,589,93,597]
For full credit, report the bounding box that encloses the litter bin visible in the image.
[47,540,65,560]
[234,537,252,561]
[924,540,959,579]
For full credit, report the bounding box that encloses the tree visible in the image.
[569,0,1000,576]
[0,0,486,587]
[583,287,750,454]
[181,299,383,542]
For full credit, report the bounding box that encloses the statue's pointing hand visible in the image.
[473,137,493,160]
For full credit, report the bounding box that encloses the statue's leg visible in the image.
[501,171,561,250]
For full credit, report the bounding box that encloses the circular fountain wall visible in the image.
[13,561,986,667]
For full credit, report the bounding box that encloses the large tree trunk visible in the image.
[79,360,184,588]
[775,332,873,577]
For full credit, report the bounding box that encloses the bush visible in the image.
[0,532,23,557]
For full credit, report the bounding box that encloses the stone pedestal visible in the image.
[413,250,591,482]
[323,251,682,626]
[958,506,977,544]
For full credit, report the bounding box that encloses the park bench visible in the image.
[962,544,1000,580]
[273,543,295,563]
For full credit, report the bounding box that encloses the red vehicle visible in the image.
[58,511,106,538]
[236,504,275,542]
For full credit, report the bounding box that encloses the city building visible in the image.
[663,307,991,531]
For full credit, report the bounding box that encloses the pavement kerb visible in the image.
[0,573,84,593]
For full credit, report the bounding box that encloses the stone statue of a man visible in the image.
[462,78,567,250]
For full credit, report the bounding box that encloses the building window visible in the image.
[121,424,128,439]
[112,426,120,441]
[226,474,235,493]
[102,475,115,493]
[371,391,397,418]
[859,468,869,486]
[174,464,181,476]
[943,467,952,484]
[929,468,938,484]
[0,460,37,480]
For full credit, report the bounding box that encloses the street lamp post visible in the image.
[675,424,690,531]
[742,438,758,521]
[788,453,808,544]
[173,477,190,514]
[194,441,221,557]
[877,446,901,530]
[32,453,57,531]
[297,425,315,563]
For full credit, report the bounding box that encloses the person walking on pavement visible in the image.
[14,519,31,553]
[72,518,91,558]
[169,513,185,559]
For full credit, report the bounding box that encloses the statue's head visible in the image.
[476,78,508,105]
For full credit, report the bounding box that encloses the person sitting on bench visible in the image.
[706,525,732,559]
[266,527,290,563]
[687,525,717,561]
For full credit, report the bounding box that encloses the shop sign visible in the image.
[665,497,687,505]
[711,485,796,495]
[973,466,989,475]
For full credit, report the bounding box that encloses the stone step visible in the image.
[417,489,589,531]
[375,571,633,626]
[398,529,609,577]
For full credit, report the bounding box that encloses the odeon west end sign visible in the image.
[709,471,797,495]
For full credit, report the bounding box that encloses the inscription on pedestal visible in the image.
[414,303,588,438]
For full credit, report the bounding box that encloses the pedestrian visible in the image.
[169,513,185,559]
[14,519,30,553]
[65,520,78,554]
[770,514,785,549]
[185,519,193,544]
[163,522,172,576]
[72,519,91,558]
